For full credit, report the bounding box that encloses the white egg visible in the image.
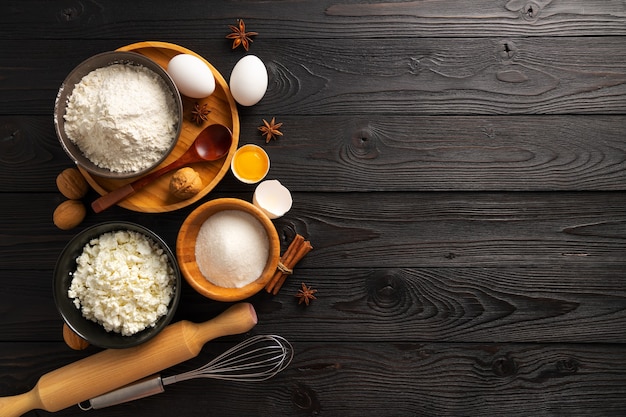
[229,55,268,106]
[166,54,215,99]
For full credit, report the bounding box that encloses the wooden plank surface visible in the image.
[3,37,626,115]
[1,342,625,416]
[3,264,626,344]
[1,192,625,269]
[1,0,625,38]
[0,0,625,416]
[2,115,626,192]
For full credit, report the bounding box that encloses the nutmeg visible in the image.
[169,167,203,199]
[53,200,86,230]
[56,168,89,200]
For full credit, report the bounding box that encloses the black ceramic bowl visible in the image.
[53,51,183,179]
[53,222,181,349]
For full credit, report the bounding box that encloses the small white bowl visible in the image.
[230,144,270,184]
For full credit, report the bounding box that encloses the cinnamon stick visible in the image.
[265,234,312,294]
[271,240,312,295]
[265,235,303,293]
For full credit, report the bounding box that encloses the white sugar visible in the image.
[195,210,269,288]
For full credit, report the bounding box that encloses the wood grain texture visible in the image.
[256,37,626,115]
[1,192,625,270]
[253,266,626,343]
[3,264,626,344]
[1,342,626,416]
[290,192,626,268]
[2,115,626,193]
[1,0,625,39]
[2,36,626,115]
[1,0,625,415]
[244,115,626,192]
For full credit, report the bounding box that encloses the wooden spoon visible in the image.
[91,123,233,213]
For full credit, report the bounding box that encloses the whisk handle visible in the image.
[84,375,164,410]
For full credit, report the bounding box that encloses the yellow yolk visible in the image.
[233,147,269,182]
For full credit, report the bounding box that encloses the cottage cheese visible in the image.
[68,229,176,336]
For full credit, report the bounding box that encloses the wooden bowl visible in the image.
[177,198,280,302]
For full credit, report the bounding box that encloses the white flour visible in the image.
[64,63,179,173]
[195,210,269,288]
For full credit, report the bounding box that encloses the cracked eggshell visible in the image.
[229,55,268,106]
[253,180,292,219]
[167,54,215,99]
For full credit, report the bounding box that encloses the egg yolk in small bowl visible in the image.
[231,144,270,184]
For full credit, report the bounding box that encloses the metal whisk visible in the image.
[80,335,293,411]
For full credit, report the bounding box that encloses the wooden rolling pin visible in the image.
[0,302,258,417]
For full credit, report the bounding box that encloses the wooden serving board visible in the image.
[79,41,240,213]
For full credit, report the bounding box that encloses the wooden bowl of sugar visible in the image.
[176,198,280,301]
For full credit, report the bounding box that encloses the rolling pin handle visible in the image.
[83,375,165,410]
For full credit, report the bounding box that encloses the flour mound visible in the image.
[64,64,179,173]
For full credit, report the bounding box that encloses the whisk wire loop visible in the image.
[163,335,293,384]
[83,335,293,411]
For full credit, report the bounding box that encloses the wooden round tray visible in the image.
[79,41,239,213]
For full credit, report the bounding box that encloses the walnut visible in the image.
[169,167,203,199]
[56,168,89,199]
[53,200,86,230]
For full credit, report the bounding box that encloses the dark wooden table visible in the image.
[2,1,626,416]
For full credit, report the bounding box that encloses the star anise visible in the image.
[226,19,258,51]
[190,102,210,125]
[295,282,317,306]
[258,117,283,143]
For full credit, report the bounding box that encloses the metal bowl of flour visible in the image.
[54,51,183,179]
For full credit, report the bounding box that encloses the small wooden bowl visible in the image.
[176,198,280,301]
